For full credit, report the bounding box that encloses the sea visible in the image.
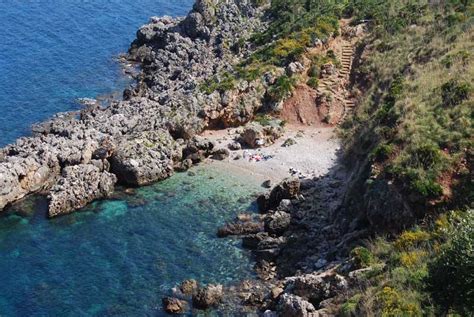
[0,1,260,316]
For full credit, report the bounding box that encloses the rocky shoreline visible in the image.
[0,0,270,217]
[0,1,373,316]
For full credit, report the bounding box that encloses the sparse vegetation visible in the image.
[333,1,473,315]
[341,0,473,202]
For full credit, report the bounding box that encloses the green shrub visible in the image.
[268,75,296,101]
[340,294,362,317]
[377,287,422,317]
[441,80,471,107]
[351,246,375,268]
[200,72,236,94]
[427,212,474,315]
[395,230,431,251]
[307,65,320,78]
[410,176,443,199]
[307,77,319,89]
[370,144,395,162]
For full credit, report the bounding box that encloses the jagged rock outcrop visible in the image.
[277,294,316,317]
[162,297,188,314]
[217,220,263,237]
[285,272,348,306]
[192,284,224,309]
[110,130,178,186]
[48,164,117,217]
[0,0,268,216]
[257,178,301,212]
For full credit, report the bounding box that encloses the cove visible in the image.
[0,165,261,316]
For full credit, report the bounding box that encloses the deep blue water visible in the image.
[0,0,192,147]
[0,1,261,316]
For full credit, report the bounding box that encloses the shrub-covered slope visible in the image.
[341,0,473,232]
[243,1,473,315]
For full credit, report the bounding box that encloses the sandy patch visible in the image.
[202,124,340,185]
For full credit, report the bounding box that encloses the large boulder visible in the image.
[0,158,57,210]
[110,130,178,186]
[240,122,284,148]
[258,178,300,212]
[192,284,224,309]
[277,294,316,317]
[182,137,216,164]
[285,272,348,306]
[180,279,199,296]
[264,211,291,235]
[162,297,188,314]
[211,148,230,160]
[48,164,117,217]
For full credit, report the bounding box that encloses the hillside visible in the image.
[214,0,473,315]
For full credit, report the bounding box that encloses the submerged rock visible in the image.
[180,279,199,296]
[217,220,262,237]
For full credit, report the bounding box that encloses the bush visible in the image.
[428,212,474,315]
[377,287,422,317]
[441,80,471,107]
[370,144,395,162]
[200,72,236,94]
[307,65,320,78]
[340,294,362,317]
[351,246,375,268]
[268,75,296,101]
[272,38,306,63]
[395,230,431,251]
[410,176,443,199]
[307,77,319,89]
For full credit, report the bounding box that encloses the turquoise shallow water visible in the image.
[0,166,262,316]
[0,1,263,315]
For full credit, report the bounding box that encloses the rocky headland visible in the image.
[1,0,472,316]
[0,0,268,217]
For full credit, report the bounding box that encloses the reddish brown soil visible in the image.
[280,85,327,126]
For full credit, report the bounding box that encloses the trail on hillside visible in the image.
[280,19,362,126]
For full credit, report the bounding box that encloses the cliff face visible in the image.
[0,0,268,216]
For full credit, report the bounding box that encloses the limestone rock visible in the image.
[48,164,117,217]
[211,148,230,160]
[180,279,199,296]
[162,297,188,314]
[264,211,291,235]
[110,130,177,186]
[277,294,316,317]
[217,220,262,237]
[285,272,348,305]
[258,178,301,212]
[240,122,284,148]
[192,284,223,309]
